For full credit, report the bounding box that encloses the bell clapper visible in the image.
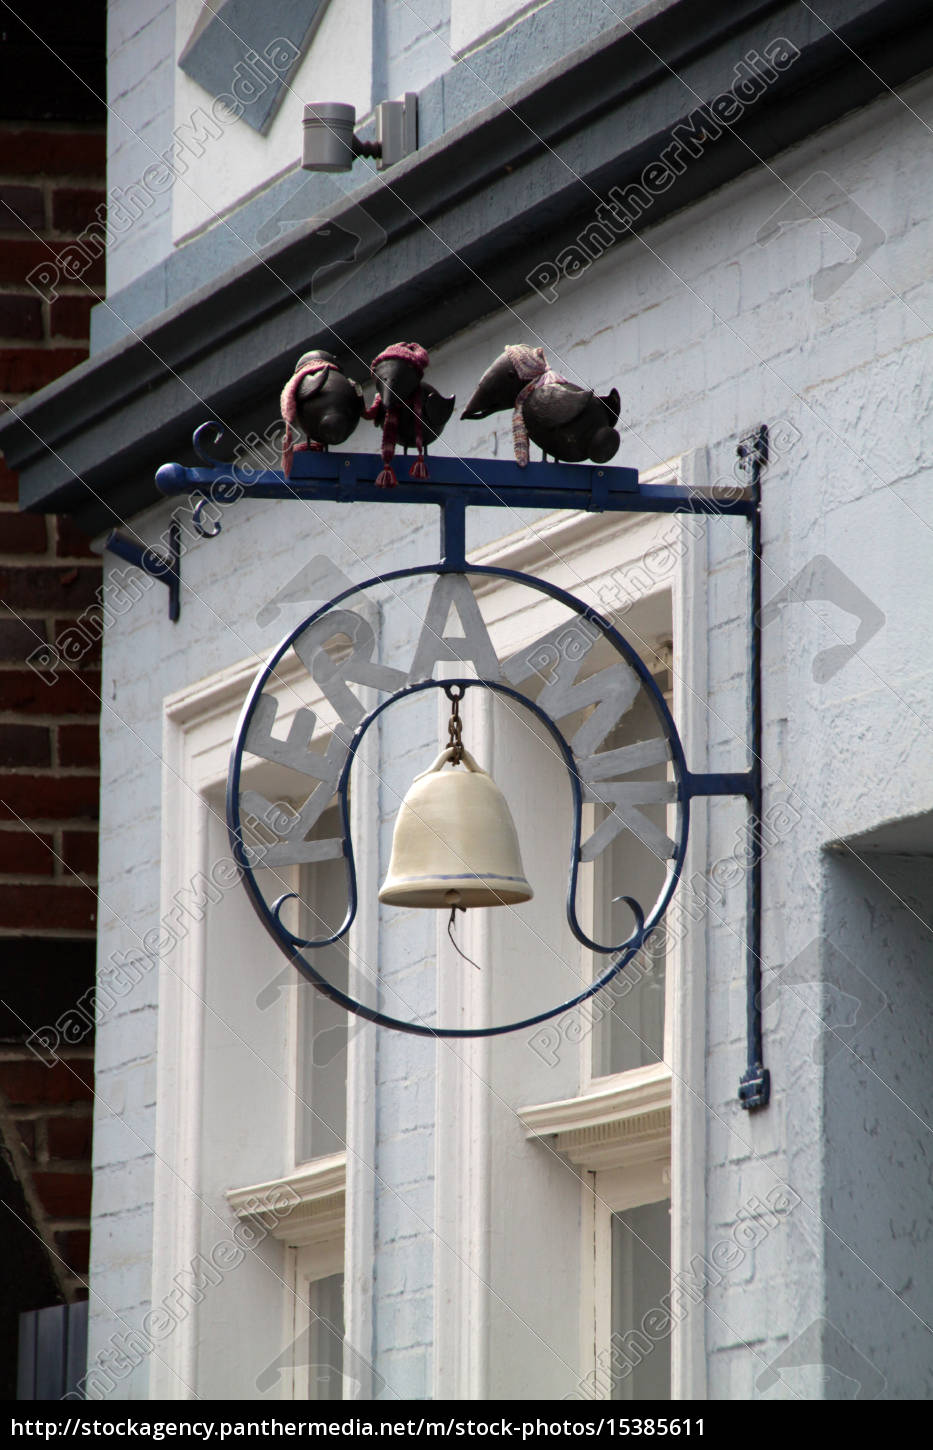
[447,904,481,970]
[442,688,486,965]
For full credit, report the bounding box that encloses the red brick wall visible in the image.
[0,1051,94,1284]
[0,121,105,1302]
[0,125,105,403]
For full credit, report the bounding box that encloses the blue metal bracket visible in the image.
[440,495,466,571]
[154,424,768,1099]
[154,445,754,613]
[105,521,180,622]
[686,770,757,799]
[156,450,754,517]
[736,424,769,1111]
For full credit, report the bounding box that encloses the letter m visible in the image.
[173,107,223,161]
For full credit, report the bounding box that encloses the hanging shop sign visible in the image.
[140,344,770,1106]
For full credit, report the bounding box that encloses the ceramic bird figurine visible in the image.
[279,349,365,477]
[461,344,621,466]
[365,342,455,487]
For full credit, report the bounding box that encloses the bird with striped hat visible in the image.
[365,342,455,488]
[461,344,620,467]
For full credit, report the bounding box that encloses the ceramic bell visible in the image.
[378,746,533,908]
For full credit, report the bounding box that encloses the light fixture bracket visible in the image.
[301,94,418,172]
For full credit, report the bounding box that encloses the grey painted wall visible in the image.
[822,850,933,1400]
[106,1,177,298]
[93,0,624,350]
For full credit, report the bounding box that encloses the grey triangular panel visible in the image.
[179,0,331,134]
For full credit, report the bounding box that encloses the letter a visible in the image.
[408,575,501,682]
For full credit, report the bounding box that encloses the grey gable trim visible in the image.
[3,0,932,533]
[178,0,331,134]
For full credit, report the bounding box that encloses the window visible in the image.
[426,475,708,1403]
[294,1245,345,1401]
[155,652,357,1399]
[566,635,675,1399]
[296,805,350,1163]
[608,1197,672,1399]
[498,478,691,1402]
[305,1272,345,1400]
[520,1074,672,1401]
[590,657,674,1079]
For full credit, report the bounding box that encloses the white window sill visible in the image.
[226,1151,347,1246]
[518,1061,671,1171]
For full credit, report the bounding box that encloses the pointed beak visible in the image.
[460,355,520,420]
[459,395,489,420]
[461,373,509,419]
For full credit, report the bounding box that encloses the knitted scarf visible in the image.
[365,342,431,488]
[279,358,340,478]
[505,343,568,466]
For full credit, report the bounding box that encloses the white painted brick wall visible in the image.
[106,1,176,295]
[89,42,933,1397]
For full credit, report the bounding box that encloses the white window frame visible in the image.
[151,454,715,1400]
[152,650,378,1398]
[434,454,713,1400]
[578,650,675,1089]
[228,1155,347,1400]
[519,1064,672,1396]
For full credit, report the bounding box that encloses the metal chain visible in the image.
[445,684,464,764]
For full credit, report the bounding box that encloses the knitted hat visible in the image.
[279,357,339,478]
[504,344,568,467]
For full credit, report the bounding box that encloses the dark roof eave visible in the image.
[2,0,931,532]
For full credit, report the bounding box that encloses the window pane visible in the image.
[592,690,669,1077]
[307,1273,344,1401]
[610,1199,671,1400]
[594,937,666,1076]
[297,805,350,1161]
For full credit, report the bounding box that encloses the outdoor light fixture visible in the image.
[146,383,770,1108]
[301,94,418,172]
